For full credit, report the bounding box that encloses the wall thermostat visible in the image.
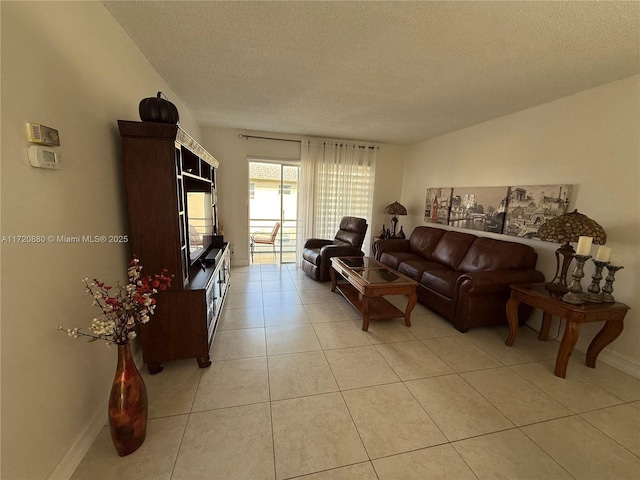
[28,145,62,169]
[27,123,60,146]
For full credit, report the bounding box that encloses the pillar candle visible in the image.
[595,245,612,262]
[575,236,593,256]
[609,254,623,266]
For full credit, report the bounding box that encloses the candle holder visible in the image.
[562,254,591,305]
[585,260,608,303]
[600,264,623,303]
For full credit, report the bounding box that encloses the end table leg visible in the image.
[404,292,417,327]
[505,297,520,346]
[586,320,624,368]
[555,321,581,378]
[539,312,553,341]
[330,267,337,292]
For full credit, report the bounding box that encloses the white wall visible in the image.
[200,127,407,266]
[0,3,200,479]
[402,76,640,375]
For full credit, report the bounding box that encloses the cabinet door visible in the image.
[216,248,231,308]
[205,275,217,344]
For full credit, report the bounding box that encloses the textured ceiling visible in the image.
[103,1,640,145]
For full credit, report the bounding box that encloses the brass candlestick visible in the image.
[562,254,591,305]
[585,260,608,303]
[600,264,623,303]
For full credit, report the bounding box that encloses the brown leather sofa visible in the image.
[302,216,368,281]
[374,226,545,332]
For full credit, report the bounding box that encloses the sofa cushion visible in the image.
[458,237,538,272]
[431,231,476,269]
[398,260,446,282]
[409,226,445,258]
[421,270,461,298]
[379,251,422,270]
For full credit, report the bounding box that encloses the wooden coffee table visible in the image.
[506,284,629,378]
[330,256,418,331]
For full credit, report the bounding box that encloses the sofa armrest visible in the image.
[375,238,410,255]
[456,269,546,296]
[304,238,333,249]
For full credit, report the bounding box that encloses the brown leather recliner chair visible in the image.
[301,216,369,281]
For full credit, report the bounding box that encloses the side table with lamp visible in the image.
[373,201,408,258]
[383,201,408,239]
[506,209,629,378]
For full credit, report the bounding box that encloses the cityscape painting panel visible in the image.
[424,188,453,224]
[504,184,572,239]
[449,186,509,234]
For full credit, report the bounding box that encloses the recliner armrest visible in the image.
[319,244,364,260]
[304,238,333,249]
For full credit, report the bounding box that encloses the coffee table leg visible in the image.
[539,312,553,341]
[362,296,371,331]
[586,320,624,368]
[330,267,337,292]
[404,292,417,327]
[555,320,581,378]
[505,297,519,346]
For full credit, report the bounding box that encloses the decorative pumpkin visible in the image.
[138,92,179,124]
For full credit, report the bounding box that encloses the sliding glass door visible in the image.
[248,160,299,264]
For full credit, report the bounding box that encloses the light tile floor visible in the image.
[72,263,640,480]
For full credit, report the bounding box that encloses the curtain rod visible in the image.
[239,134,301,143]
[239,133,378,150]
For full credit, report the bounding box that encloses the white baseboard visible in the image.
[48,349,145,479]
[591,348,640,379]
[47,399,107,480]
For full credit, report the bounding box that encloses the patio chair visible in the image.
[250,222,280,262]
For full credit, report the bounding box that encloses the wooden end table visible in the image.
[506,284,629,378]
[330,256,418,331]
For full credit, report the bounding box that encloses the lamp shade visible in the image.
[537,209,606,245]
[383,201,407,216]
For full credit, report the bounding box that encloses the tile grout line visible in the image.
[168,412,193,480]
[223,264,639,478]
[515,423,579,480]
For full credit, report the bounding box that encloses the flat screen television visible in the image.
[186,191,214,264]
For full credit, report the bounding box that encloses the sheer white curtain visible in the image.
[296,138,377,265]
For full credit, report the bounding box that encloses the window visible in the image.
[249,182,255,199]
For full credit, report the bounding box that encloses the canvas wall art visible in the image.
[503,184,572,239]
[449,186,509,233]
[424,188,453,225]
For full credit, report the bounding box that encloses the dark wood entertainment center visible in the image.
[118,120,230,373]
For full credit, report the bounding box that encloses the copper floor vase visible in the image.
[108,343,148,456]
